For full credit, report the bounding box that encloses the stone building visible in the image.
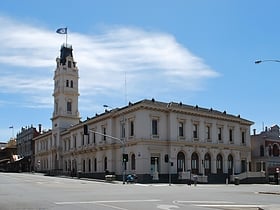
[16,125,40,171]
[34,43,253,183]
[251,125,280,178]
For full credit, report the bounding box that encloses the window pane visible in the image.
[152,119,158,135]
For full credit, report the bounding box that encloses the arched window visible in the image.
[216,154,223,174]
[66,80,69,87]
[88,159,91,172]
[177,152,185,172]
[191,152,199,174]
[68,160,71,171]
[204,153,211,175]
[104,157,107,171]
[131,154,136,170]
[82,159,86,172]
[64,160,67,171]
[94,158,97,172]
[72,159,77,171]
[260,145,264,157]
[273,144,279,157]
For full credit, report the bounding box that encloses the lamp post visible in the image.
[255,59,280,64]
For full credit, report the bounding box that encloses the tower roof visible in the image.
[60,44,73,65]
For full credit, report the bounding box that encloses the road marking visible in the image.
[95,203,129,210]
[173,200,234,204]
[196,204,264,209]
[157,204,179,209]
[55,199,161,205]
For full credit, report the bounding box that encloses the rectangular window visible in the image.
[206,125,211,140]
[130,121,134,136]
[152,119,158,135]
[229,129,233,142]
[82,133,84,146]
[94,132,96,143]
[241,131,245,144]
[67,101,72,113]
[193,124,198,139]
[74,135,77,148]
[179,122,184,137]
[103,127,106,141]
[121,123,125,139]
[68,61,72,68]
[218,127,222,141]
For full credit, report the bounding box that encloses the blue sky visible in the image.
[1,0,280,141]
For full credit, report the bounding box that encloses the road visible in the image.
[1,173,280,210]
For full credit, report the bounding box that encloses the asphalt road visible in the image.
[1,173,280,210]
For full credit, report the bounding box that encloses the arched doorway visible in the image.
[191,152,199,174]
[177,152,185,172]
[204,153,211,175]
[216,154,223,174]
[104,157,107,172]
[228,154,233,175]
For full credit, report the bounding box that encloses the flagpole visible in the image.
[66,27,68,47]
[9,126,14,138]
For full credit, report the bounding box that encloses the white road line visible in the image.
[196,204,264,208]
[95,203,129,210]
[55,199,161,205]
[173,200,234,204]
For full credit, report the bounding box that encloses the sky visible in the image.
[1,0,280,141]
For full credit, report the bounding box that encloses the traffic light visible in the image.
[84,124,88,135]
[122,153,128,162]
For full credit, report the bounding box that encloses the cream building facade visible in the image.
[34,44,253,183]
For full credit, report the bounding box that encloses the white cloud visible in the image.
[0,15,219,110]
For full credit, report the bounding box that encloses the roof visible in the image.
[83,98,254,126]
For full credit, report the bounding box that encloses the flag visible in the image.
[9,126,13,129]
[56,27,67,34]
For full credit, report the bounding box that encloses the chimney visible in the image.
[38,124,42,133]
[253,129,256,135]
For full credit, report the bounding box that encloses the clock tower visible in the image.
[51,44,80,169]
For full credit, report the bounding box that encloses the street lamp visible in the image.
[255,59,280,64]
